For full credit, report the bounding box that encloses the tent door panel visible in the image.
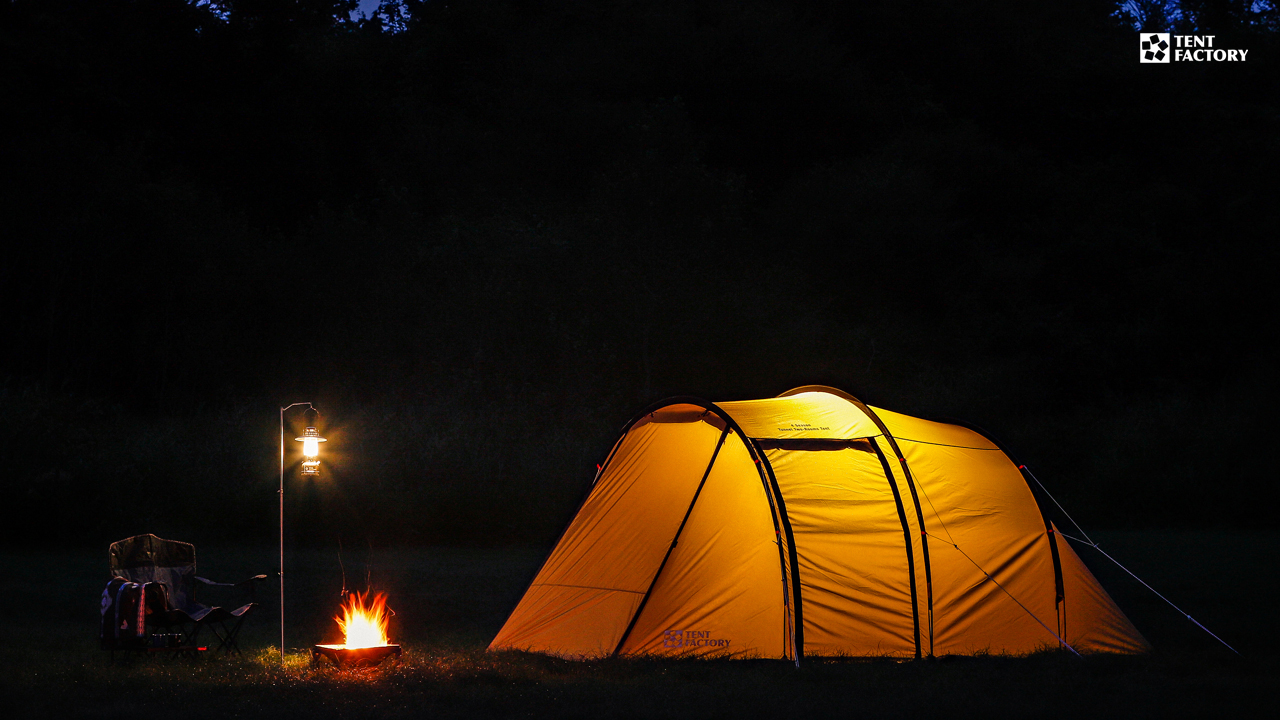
[766,445,919,658]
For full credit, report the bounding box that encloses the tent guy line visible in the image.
[1022,465,1097,547]
[1020,465,1240,656]
[925,531,1081,657]
[1056,531,1240,656]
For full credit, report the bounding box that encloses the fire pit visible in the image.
[311,643,401,667]
[311,590,401,668]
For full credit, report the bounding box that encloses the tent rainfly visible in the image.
[490,387,1149,661]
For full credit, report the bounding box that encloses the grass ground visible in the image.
[2,531,1274,719]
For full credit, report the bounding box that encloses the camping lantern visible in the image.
[296,426,326,476]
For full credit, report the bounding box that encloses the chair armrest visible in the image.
[195,573,272,601]
[195,574,271,587]
[194,576,236,587]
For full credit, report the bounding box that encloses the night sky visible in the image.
[1,0,1276,550]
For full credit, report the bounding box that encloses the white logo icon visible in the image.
[1141,33,1170,63]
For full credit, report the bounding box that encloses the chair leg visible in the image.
[210,614,248,654]
[206,621,227,652]
[181,621,203,649]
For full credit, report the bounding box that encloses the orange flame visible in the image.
[335,591,391,648]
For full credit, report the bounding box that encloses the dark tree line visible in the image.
[1120,0,1278,32]
[1,0,1276,548]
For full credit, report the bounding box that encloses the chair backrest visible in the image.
[109,534,198,611]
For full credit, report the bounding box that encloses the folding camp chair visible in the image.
[107,534,269,654]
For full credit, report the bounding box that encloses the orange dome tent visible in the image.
[490,387,1148,661]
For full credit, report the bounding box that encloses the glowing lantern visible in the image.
[295,426,327,476]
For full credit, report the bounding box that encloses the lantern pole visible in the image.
[279,402,319,664]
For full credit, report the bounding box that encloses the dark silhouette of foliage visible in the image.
[1117,0,1279,31]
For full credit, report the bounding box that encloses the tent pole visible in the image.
[778,387,936,656]
[753,450,796,666]
[750,441,804,667]
[870,438,923,659]
[612,426,730,657]
[934,416,1070,645]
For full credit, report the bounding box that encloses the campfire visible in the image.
[311,591,402,667]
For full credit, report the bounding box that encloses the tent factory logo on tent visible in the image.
[663,630,730,649]
[1140,33,1248,63]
